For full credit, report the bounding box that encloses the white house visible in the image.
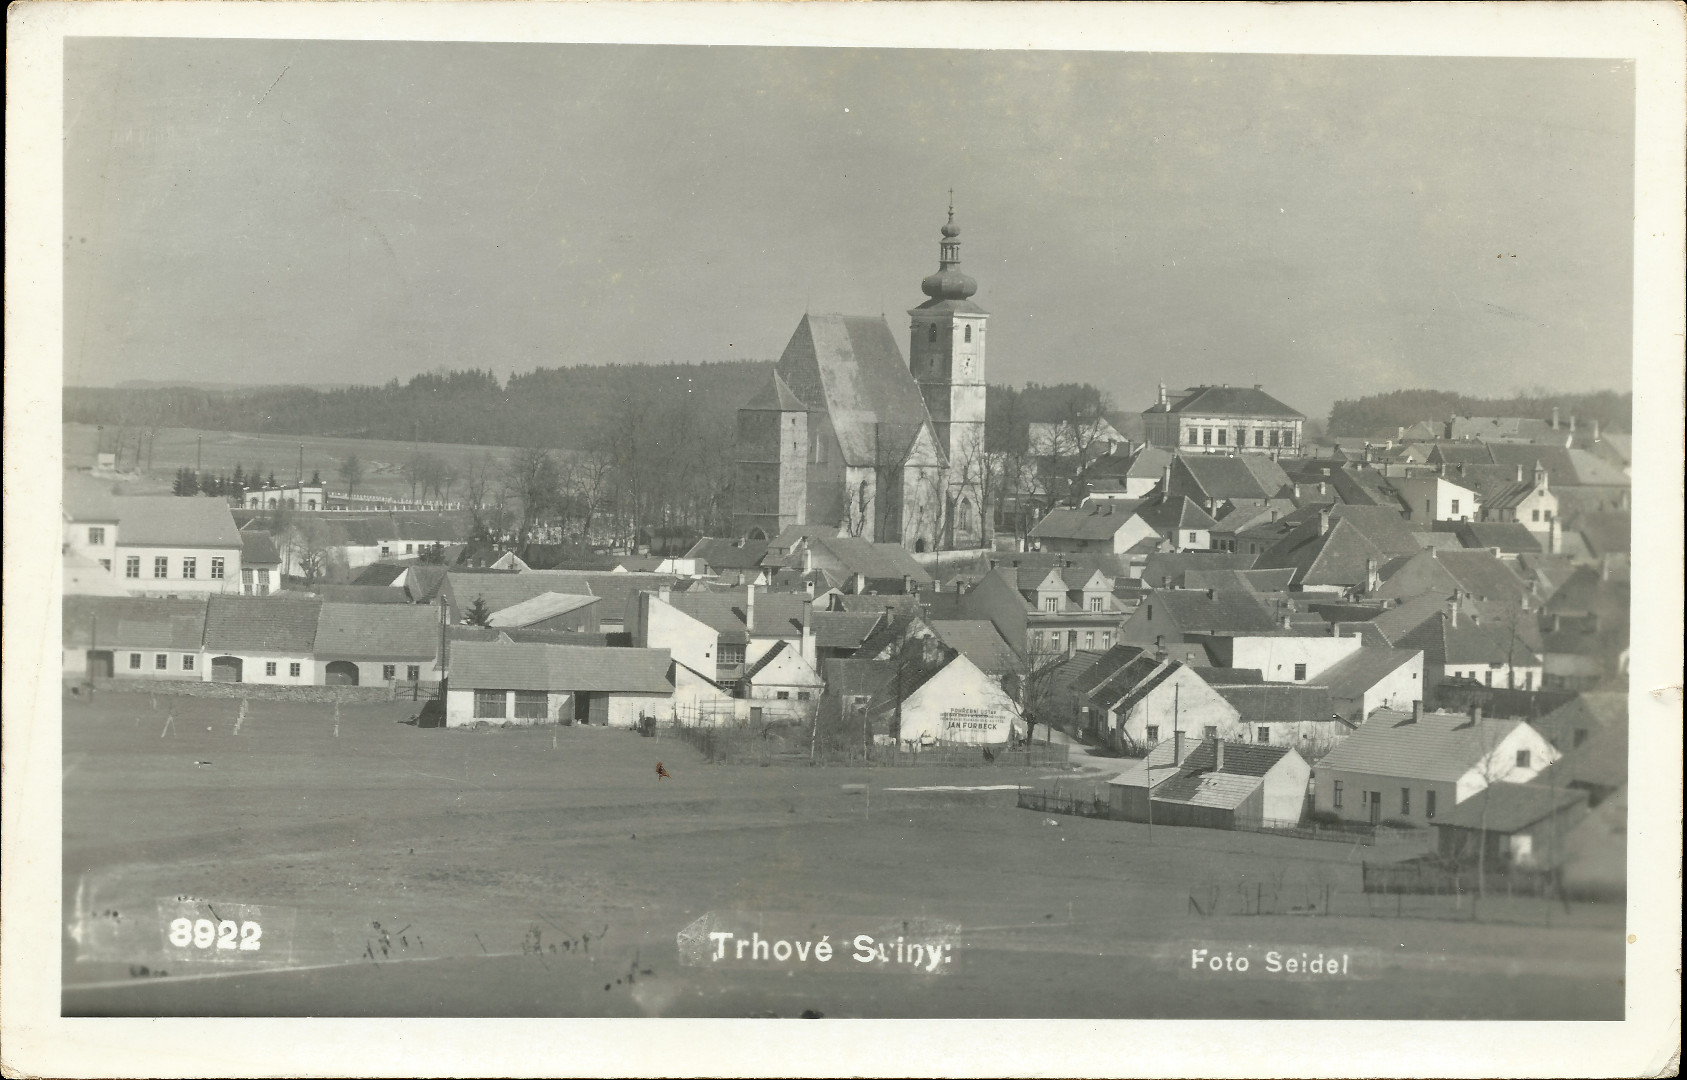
[1312,704,1560,826]
[444,641,675,728]
[1083,655,1247,750]
[741,639,825,721]
[312,602,444,687]
[1227,631,1365,684]
[879,653,1020,749]
[112,497,245,597]
[1394,474,1482,524]
[200,595,319,684]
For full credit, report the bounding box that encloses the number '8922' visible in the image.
[169,917,261,951]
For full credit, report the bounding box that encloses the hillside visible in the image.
[1328,389,1631,439]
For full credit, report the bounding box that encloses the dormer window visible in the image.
[1044,596,1058,612]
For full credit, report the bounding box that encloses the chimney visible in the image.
[1161,462,1173,493]
[1470,705,1483,723]
[1591,419,1600,441]
[801,600,815,663]
[1447,598,1458,628]
[1515,464,1524,482]
[746,581,756,632]
[1364,557,1379,593]
[1318,481,1328,496]
[1318,508,1331,536]
[1173,729,1186,766]
[853,571,867,594]
[737,571,746,586]
[1568,414,1576,433]
[802,547,813,572]
[1551,406,1559,429]
[805,577,816,598]
[1158,382,1168,407]
[657,584,671,604]
[1214,736,1225,771]
[1411,699,1424,723]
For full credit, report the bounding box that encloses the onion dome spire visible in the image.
[921,192,978,301]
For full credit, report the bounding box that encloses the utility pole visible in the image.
[298,443,304,486]
[196,434,203,475]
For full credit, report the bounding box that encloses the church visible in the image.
[733,207,990,552]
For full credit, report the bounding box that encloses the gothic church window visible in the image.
[964,325,972,343]
[928,324,938,343]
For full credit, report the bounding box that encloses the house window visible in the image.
[1523,670,1533,690]
[154,556,169,578]
[182,655,195,671]
[1484,670,1493,686]
[257,569,270,596]
[1217,429,1227,446]
[1044,596,1058,612]
[1543,509,1552,521]
[1145,725,1159,743]
[1269,430,1279,447]
[129,653,141,669]
[1202,429,1212,446]
[155,653,169,670]
[1187,532,1198,544]
[1146,605,1153,621]
[1451,499,1460,515]
[797,691,811,701]
[1333,780,1344,809]
[719,644,746,666]
[1515,749,1531,768]
[1293,663,1307,681]
[513,691,548,719]
[89,527,105,545]
[474,689,508,718]
[1084,631,1095,649]
[1068,630,1078,650]
[289,662,301,677]
[1531,510,1540,522]
[1400,788,1411,815]
[381,545,391,556]
[1425,789,1436,819]
[1202,725,1217,739]
[1187,428,1198,445]
[182,557,197,579]
[383,664,397,681]
[1283,431,1295,447]
[776,690,790,700]
[211,558,224,579]
[406,543,414,554]
[265,661,278,676]
[407,665,421,682]
[1256,726,1270,744]
[1254,430,1264,447]
[1101,632,1112,650]
[1089,596,1104,612]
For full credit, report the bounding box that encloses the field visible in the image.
[63,691,1625,1018]
[64,423,527,501]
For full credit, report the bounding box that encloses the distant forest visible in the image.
[1328,389,1632,438]
[64,366,1124,452]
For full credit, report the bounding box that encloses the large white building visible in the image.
[1140,384,1305,454]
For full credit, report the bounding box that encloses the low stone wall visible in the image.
[83,677,414,704]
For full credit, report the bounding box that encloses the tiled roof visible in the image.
[1140,588,1281,634]
[1030,504,1142,542]
[809,536,934,586]
[810,610,884,650]
[240,530,281,567]
[928,620,1025,676]
[113,496,243,549]
[1138,552,1260,587]
[314,602,441,662]
[742,370,808,412]
[667,587,812,642]
[1134,495,1220,536]
[309,585,415,604]
[1312,647,1420,701]
[1072,644,1150,698]
[1208,682,1337,726]
[486,591,601,628]
[203,595,321,654]
[684,536,771,571]
[1434,783,1587,832]
[1533,691,1628,750]
[1576,512,1630,557]
[1480,479,1536,511]
[775,314,934,468]
[353,563,409,586]
[1173,455,1291,502]
[1317,709,1526,783]
[1256,516,1387,588]
[1485,444,1630,488]
[1175,738,1296,778]
[63,471,121,522]
[1151,770,1264,809]
[448,642,673,694]
[64,596,208,650]
[1150,385,1304,419]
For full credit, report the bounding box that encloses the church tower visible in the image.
[908,200,988,544]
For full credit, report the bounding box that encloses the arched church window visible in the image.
[964,325,972,343]
[928,324,938,344]
[958,498,974,533]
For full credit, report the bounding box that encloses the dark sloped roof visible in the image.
[1142,588,1281,634]
[1436,550,1528,606]
[743,639,790,679]
[684,536,772,571]
[810,610,884,650]
[742,370,808,412]
[353,563,409,586]
[203,595,321,654]
[1139,551,1260,587]
[775,314,934,468]
[240,530,281,567]
[1176,738,1296,778]
[1174,455,1291,502]
[1257,517,1387,588]
[1576,512,1631,556]
[449,642,673,694]
[309,585,415,604]
[809,536,934,585]
[1312,647,1420,701]
[1209,682,1337,726]
[1153,385,1304,419]
[1317,709,1525,782]
[1135,495,1221,536]
[928,619,1025,676]
[1072,644,1150,698]
[64,596,208,650]
[315,602,441,661]
[1435,783,1587,833]
[1447,521,1542,554]
[1029,504,1143,542]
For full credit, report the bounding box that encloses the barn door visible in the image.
[87,651,114,680]
[211,656,243,683]
[588,693,610,726]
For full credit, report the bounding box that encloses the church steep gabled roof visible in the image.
[775,313,936,469]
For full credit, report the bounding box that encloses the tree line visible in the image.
[1327,388,1632,439]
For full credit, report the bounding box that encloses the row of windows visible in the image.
[129,652,196,671]
[1034,629,1114,652]
[1041,595,1110,613]
[124,555,225,580]
[119,656,418,681]
[771,690,813,701]
[474,689,550,719]
[1332,782,1439,819]
[1142,725,1277,745]
[1449,667,1534,689]
[1187,427,1295,448]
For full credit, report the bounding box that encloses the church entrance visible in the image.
[913,538,927,553]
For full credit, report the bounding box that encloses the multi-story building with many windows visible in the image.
[1141,384,1305,455]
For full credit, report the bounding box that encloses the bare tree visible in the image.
[1017,638,1074,746]
[338,454,365,504]
[503,447,563,545]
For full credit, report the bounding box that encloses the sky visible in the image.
[64,40,1635,419]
